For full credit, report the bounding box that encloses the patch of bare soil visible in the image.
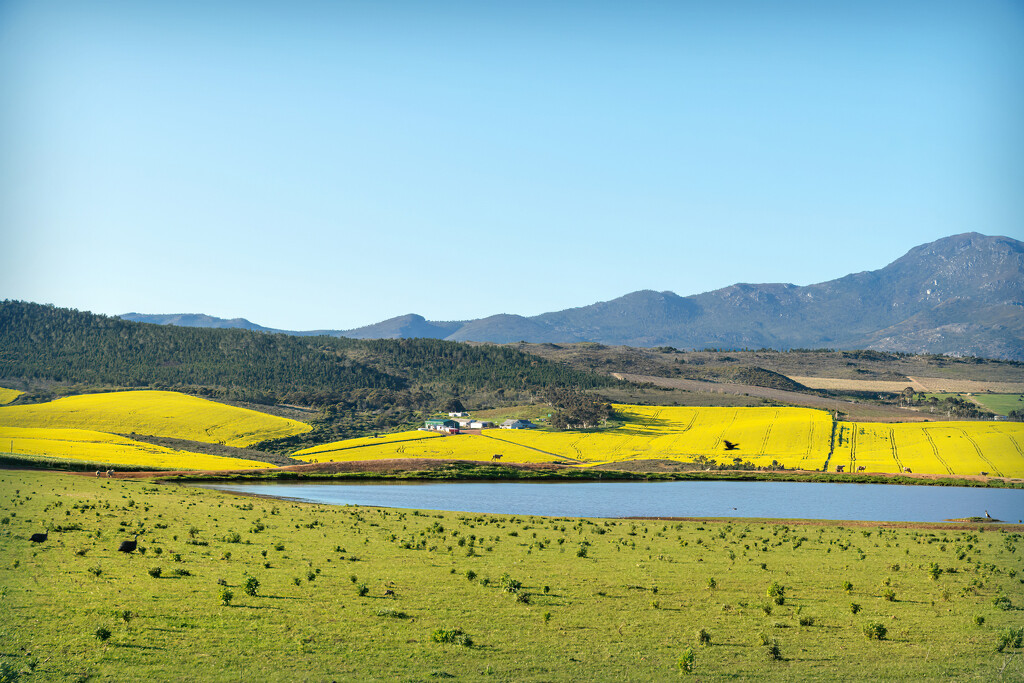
[614,372,929,421]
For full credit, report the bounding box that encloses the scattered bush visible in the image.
[882,589,896,602]
[576,544,588,558]
[515,591,532,604]
[376,609,409,619]
[678,647,695,673]
[432,628,472,646]
[761,604,773,616]
[88,564,103,577]
[465,570,477,581]
[243,576,260,597]
[696,628,711,646]
[974,615,985,627]
[842,580,853,592]
[94,626,111,642]
[798,616,815,627]
[765,639,782,660]
[864,622,887,640]
[118,610,133,625]
[706,577,717,590]
[220,587,233,606]
[172,568,191,577]
[996,627,1024,652]
[357,583,369,597]
[850,603,861,615]
[148,567,162,578]
[992,595,1012,611]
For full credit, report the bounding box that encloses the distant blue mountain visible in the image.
[121,233,1024,361]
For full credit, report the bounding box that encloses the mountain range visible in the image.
[122,233,1024,361]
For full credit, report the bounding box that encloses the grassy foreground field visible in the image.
[0,391,311,448]
[1,471,1022,681]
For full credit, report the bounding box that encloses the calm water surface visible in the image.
[200,481,1024,522]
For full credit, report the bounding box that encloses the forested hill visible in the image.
[0,301,615,407]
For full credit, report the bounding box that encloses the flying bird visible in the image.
[723,440,739,451]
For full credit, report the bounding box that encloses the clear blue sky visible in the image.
[2,0,1022,330]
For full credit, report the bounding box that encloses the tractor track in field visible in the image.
[478,433,585,463]
[954,427,1002,478]
[921,430,953,475]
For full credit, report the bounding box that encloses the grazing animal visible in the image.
[29,531,48,543]
[980,471,989,477]
[491,454,503,461]
[106,469,114,478]
[118,535,139,554]
[836,465,845,473]
[857,466,865,472]
[95,470,102,478]
[903,467,912,473]
[383,589,396,598]
[722,440,739,451]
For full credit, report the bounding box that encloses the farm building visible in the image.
[448,411,469,417]
[470,420,494,429]
[500,419,536,429]
[452,417,475,428]
[425,418,459,433]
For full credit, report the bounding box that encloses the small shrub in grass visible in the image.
[543,612,551,623]
[705,577,718,590]
[882,588,896,602]
[357,583,369,597]
[842,580,853,592]
[432,628,472,646]
[376,609,409,619]
[928,562,942,581]
[465,570,476,581]
[765,639,782,660]
[88,564,102,577]
[94,626,111,642]
[767,582,785,605]
[678,647,695,673]
[306,571,316,582]
[974,615,985,627]
[696,628,711,646]
[863,622,887,640]
[850,603,861,615]
[576,544,588,558]
[243,576,260,597]
[293,577,302,587]
[220,588,233,606]
[761,604,773,616]
[758,633,772,646]
[515,591,532,604]
[118,610,133,625]
[543,585,550,594]
[172,568,191,577]
[349,574,357,583]
[217,578,227,586]
[992,595,1012,610]
[798,616,814,627]
[996,627,1024,652]
[148,567,162,578]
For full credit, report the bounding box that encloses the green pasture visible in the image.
[0,471,1022,681]
[969,393,1024,416]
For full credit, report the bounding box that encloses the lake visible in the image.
[200,480,1024,522]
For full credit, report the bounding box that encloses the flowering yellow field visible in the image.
[0,427,272,471]
[832,421,1024,477]
[0,388,23,405]
[0,390,311,447]
[294,432,556,464]
[293,430,442,460]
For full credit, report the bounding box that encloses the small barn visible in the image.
[470,420,494,429]
[500,419,536,430]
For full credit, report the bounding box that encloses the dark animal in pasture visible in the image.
[903,467,912,473]
[106,469,114,478]
[722,440,739,451]
[492,454,503,461]
[118,535,139,554]
[857,466,865,472]
[383,589,396,598]
[95,471,102,477]
[836,465,845,473]
[29,531,48,543]
[981,472,989,476]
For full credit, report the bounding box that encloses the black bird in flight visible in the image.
[723,440,739,451]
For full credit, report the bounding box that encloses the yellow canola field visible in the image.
[293,430,441,460]
[0,390,311,448]
[292,406,835,469]
[488,405,833,469]
[0,427,272,471]
[294,432,556,464]
[832,422,1024,478]
[0,388,23,405]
